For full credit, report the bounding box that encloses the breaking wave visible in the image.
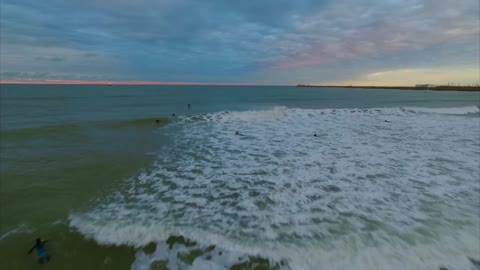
[403,106,479,115]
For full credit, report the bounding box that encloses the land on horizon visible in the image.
[1,80,479,92]
[296,84,480,91]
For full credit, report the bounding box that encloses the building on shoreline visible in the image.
[415,84,435,88]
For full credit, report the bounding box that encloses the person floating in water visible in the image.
[155,119,160,125]
[171,113,176,117]
[28,238,50,264]
[314,132,318,137]
[187,104,191,111]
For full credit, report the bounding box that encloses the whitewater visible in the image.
[67,106,480,270]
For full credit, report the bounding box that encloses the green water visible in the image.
[1,86,172,268]
[1,127,166,269]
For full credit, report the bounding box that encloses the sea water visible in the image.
[1,85,479,270]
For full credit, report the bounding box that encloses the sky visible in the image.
[0,0,479,85]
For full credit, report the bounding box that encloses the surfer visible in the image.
[314,132,318,137]
[235,131,243,136]
[172,113,176,117]
[27,238,50,264]
[155,119,160,125]
[187,104,191,111]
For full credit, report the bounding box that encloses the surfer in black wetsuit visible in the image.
[187,104,191,111]
[28,238,50,264]
[235,131,243,136]
[314,132,318,137]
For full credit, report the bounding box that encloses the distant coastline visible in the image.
[296,84,480,92]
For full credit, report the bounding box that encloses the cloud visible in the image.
[0,0,478,84]
[368,69,413,77]
[270,0,479,68]
[0,71,107,80]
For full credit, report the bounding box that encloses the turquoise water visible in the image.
[1,85,479,270]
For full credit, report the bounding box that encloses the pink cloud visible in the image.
[267,0,479,71]
[368,69,415,77]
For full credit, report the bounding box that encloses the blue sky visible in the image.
[0,0,479,85]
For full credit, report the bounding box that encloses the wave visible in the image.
[0,123,84,139]
[0,117,171,138]
[174,106,479,125]
[404,106,480,115]
[0,224,32,241]
[129,233,479,270]
[68,218,480,270]
[69,216,290,269]
[69,106,480,269]
[94,117,171,129]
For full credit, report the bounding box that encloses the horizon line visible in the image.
[0,79,261,86]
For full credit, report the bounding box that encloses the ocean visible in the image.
[0,85,479,270]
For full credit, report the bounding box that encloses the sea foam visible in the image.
[404,106,480,115]
[70,107,480,270]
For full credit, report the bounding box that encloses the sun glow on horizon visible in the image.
[316,67,480,87]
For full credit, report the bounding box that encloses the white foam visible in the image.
[131,241,287,270]
[70,107,480,270]
[0,224,32,241]
[404,106,480,115]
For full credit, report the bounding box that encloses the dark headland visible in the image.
[296,84,480,92]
